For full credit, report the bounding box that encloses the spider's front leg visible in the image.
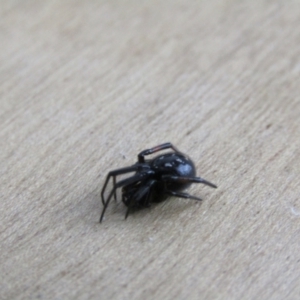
[138,142,180,163]
[100,172,149,223]
[100,169,155,223]
[101,165,143,205]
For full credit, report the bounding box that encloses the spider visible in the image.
[99,142,217,222]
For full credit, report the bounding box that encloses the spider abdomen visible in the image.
[151,153,196,191]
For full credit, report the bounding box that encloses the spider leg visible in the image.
[101,164,145,206]
[113,176,117,202]
[100,172,151,223]
[162,175,217,188]
[138,142,180,163]
[164,190,202,201]
[124,179,156,219]
[124,200,132,220]
[143,180,156,207]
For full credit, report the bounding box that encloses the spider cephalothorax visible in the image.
[100,143,217,222]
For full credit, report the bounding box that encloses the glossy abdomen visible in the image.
[151,152,196,191]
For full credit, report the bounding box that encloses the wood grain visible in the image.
[1,1,300,299]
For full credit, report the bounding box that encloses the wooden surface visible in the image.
[1,1,300,299]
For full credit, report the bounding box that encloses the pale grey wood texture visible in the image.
[1,1,300,299]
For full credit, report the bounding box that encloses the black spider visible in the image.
[100,143,217,222]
